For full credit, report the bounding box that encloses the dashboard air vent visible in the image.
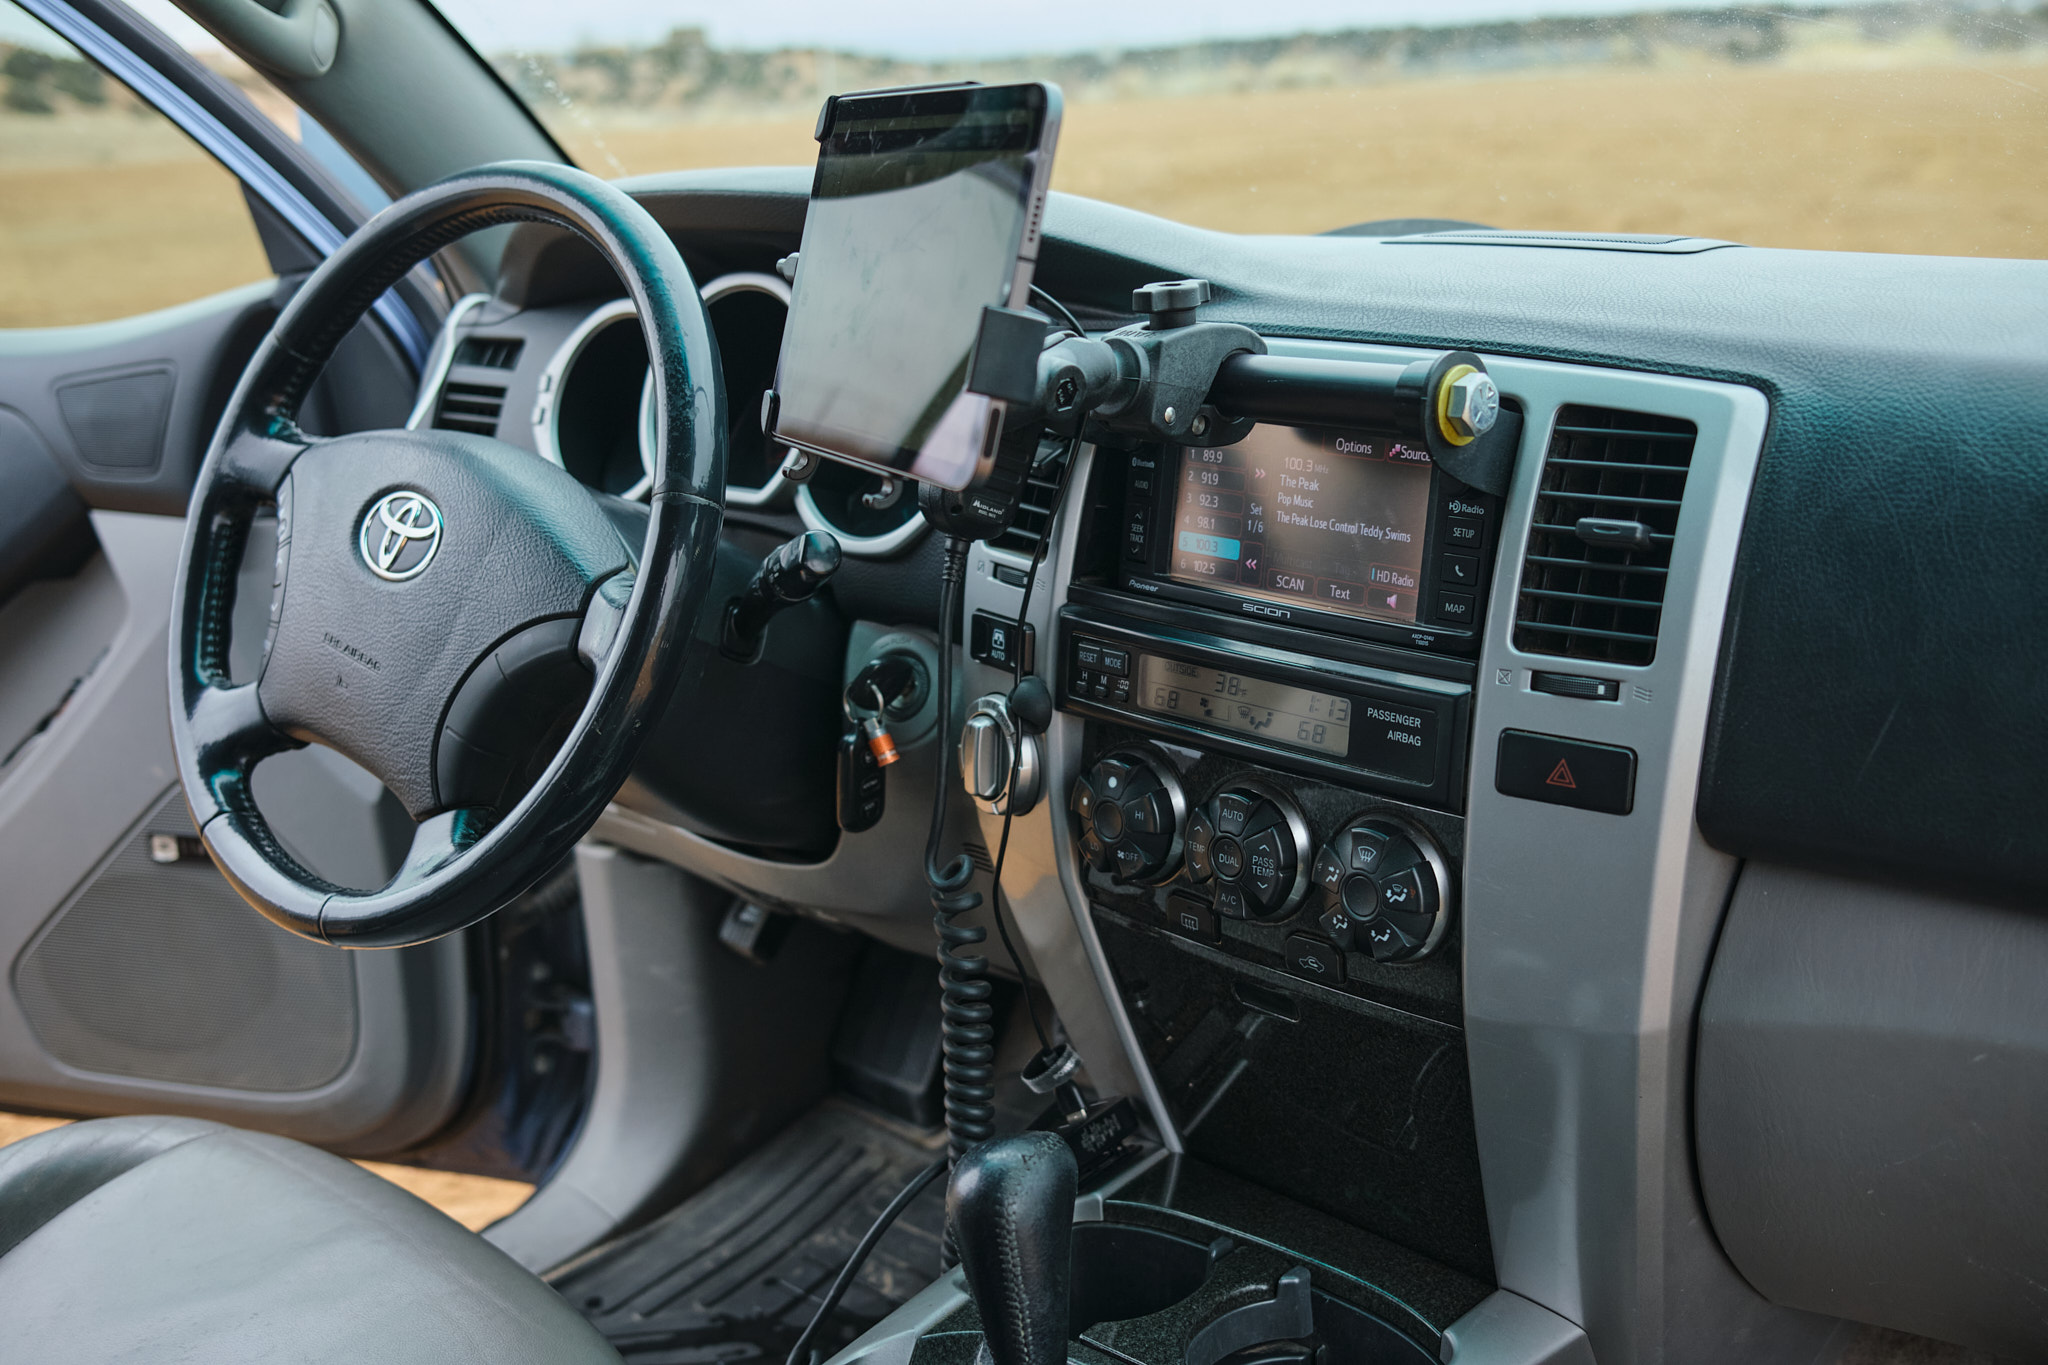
[987,443,1068,559]
[1512,405,1697,666]
[454,336,524,369]
[431,380,506,438]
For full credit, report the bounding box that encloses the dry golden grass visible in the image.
[0,1111,531,1232]
[0,55,2040,329]
[569,57,2048,258]
[0,113,270,327]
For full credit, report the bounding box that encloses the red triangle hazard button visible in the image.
[1497,731,1636,815]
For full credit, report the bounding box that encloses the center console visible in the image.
[915,335,1535,1365]
[913,324,1770,1365]
[1038,407,1502,1313]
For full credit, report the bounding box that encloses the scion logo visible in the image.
[359,490,443,582]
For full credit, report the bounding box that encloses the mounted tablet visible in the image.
[771,81,1062,491]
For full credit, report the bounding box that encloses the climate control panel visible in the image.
[1307,818,1448,963]
[1185,785,1310,919]
[1071,751,1187,885]
[1068,747,1456,984]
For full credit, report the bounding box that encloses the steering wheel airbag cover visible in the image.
[261,430,630,817]
[169,162,725,946]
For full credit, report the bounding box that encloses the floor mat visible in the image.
[550,1099,950,1365]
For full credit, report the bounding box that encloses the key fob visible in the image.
[836,726,886,833]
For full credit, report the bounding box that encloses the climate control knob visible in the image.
[1185,785,1310,919]
[1071,751,1185,884]
[1309,817,1450,962]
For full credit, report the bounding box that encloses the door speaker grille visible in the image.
[13,790,358,1092]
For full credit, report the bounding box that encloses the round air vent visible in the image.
[701,272,797,507]
[534,298,655,499]
[797,459,928,557]
[534,272,802,504]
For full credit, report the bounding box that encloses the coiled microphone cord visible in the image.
[926,536,996,1165]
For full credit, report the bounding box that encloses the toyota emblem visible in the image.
[359,490,443,582]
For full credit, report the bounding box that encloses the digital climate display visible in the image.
[1166,423,1435,625]
[1135,654,1351,758]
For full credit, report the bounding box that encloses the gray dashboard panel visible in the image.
[615,168,2048,899]
[958,445,1164,1131]
[567,175,2043,1362]
[1227,343,1835,1365]
[1697,862,2048,1360]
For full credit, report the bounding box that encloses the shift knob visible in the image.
[948,1133,1077,1365]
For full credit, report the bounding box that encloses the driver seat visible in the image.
[0,1115,621,1363]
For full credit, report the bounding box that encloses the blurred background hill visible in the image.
[1,1,2043,328]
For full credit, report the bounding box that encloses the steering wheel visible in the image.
[168,163,725,948]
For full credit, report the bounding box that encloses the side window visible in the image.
[0,0,272,327]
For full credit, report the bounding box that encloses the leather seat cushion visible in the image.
[0,1115,620,1364]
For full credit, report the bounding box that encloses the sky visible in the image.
[0,0,1902,61]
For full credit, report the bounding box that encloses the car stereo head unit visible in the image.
[1118,419,1503,656]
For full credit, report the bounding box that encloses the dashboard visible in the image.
[412,262,929,560]
[411,167,2048,1365]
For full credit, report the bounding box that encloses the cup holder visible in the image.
[1069,1224,1215,1335]
[1065,1222,1437,1365]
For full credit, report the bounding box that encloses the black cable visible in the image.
[979,426,1085,1058]
[973,282,1091,1065]
[928,538,998,1165]
[927,287,1088,1166]
[1029,283,1085,339]
[782,1157,946,1365]
[922,537,969,887]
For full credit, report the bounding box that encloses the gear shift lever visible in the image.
[948,1133,1078,1365]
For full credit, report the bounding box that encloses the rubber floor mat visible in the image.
[549,1099,950,1365]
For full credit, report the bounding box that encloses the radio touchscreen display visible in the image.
[1167,423,1434,624]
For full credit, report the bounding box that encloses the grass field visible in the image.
[0,112,270,327]
[1,55,2042,327]
[566,58,2048,255]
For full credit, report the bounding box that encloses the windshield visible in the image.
[433,0,2043,258]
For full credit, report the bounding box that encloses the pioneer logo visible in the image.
[1241,602,1290,620]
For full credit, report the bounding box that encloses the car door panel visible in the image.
[0,301,469,1153]
[0,510,471,1151]
[0,406,94,611]
[0,0,475,1153]
[0,283,272,514]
